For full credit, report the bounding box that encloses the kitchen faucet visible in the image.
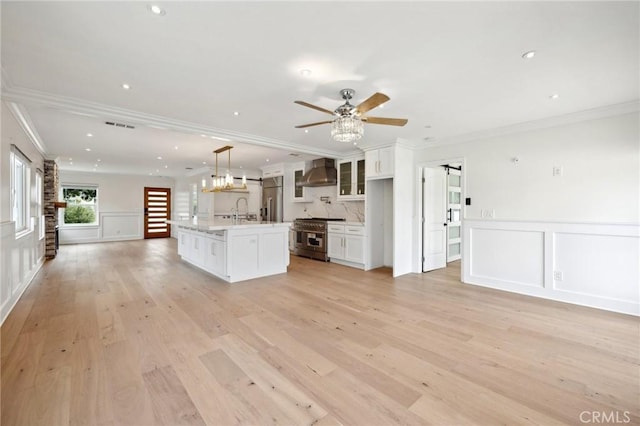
[235,197,249,222]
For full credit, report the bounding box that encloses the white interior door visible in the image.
[423,167,447,272]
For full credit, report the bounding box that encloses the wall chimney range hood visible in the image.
[297,158,337,187]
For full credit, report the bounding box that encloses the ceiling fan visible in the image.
[294,89,408,142]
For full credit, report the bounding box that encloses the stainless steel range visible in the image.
[293,218,345,261]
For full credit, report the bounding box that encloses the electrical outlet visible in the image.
[553,166,563,176]
[482,209,495,219]
[553,271,563,281]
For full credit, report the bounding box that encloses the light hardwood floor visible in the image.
[1,238,638,425]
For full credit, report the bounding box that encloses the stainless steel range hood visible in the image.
[297,158,337,187]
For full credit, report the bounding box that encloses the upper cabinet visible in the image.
[292,164,309,202]
[262,163,285,178]
[337,157,365,200]
[365,147,394,179]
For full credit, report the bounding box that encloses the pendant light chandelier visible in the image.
[201,145,247,192]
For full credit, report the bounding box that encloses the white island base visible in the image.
[169,220,291,283]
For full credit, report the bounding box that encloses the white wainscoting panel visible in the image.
[102,212,142,240]
[60,211,143,244]
[553,232,639,303]
[463,220,640,316]
[1,220,44,325]
[470,228,544,288]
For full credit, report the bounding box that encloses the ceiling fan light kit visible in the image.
[295,88,408,143]
[331,116,364,143]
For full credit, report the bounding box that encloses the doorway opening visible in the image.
[421,160,464,274]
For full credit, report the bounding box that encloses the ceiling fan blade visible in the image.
[362,116,408,126]
[295,120,333,128]
[294,100,335,116]
[355,92,390,114]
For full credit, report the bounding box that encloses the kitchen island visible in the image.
[167,219,291,283]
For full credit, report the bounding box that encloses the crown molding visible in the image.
[418,101,640,148]
[1,85,345,160]
[5,101,48,156]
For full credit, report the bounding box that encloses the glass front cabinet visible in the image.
[292,167,309,202]
[337,157,365,200]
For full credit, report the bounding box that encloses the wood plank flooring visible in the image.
[2,238,638,425]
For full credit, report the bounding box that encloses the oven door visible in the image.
[303,231,325,252]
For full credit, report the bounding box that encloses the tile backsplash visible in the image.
[287,186,364,222]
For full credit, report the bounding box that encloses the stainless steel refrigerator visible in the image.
[261,176,283,222]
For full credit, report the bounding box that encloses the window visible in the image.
[61,185,98,226]
[10,145,31,235]
[36,170,44,240]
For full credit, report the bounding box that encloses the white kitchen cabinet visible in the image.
[292,166,309,202]
[262,163,285,178]
[327,223,365,268]
[327,232,344,259]
[189,231,206,267]
[337,157,365,200]
[177,229,190,257]
[204,232,227,276]
[365,147,394,179]
[173,223,290,283]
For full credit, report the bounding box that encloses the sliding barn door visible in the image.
[144,187,171,239]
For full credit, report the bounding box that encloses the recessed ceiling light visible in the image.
[157,156,162,160]
[233,111,240,116]
[94,164,98,167]
[68,157,73,161]
[266,158,270,162]
[85,148,91,151]
[300,69,312,77]
[86,133,93,137]
[174,146,179,150]
[550,93,560,99]
[69,161,73,165]
[522,50,536,59]
[202,161,207,165]
[304,129,309,133]
[122,83,131,90]
[97,159,101,162]
[148,5,165,16]
[164,165,168,169]
[353,142,358,146]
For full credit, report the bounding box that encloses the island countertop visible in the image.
[166,219,292,232]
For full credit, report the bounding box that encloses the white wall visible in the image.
[393,144,414,277]
[58,170,174,244]
[414,112,640,315]
[416,112,639,223]
[1,102,46,324]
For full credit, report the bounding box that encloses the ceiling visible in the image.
[1,1,638,177]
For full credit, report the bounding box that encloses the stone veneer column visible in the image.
[44,159,59,259]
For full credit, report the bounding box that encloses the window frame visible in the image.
[60,184,100,228]
[10,145,32,238]
[35,169,45,240]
